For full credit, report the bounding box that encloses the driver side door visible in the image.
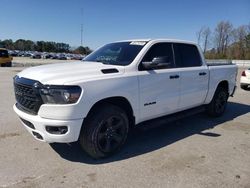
[138,43,180,122]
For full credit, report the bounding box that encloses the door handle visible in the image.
[199,72,207,76]
[170,75,180,79]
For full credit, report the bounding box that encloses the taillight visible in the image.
[242,71,246,77]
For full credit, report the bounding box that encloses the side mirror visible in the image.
[152,57,167,64]
[142,56,171,69]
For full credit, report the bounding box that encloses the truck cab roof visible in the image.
[117,39,197,45]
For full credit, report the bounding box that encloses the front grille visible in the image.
[14,76,43,115]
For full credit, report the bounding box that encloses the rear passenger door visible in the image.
[173,43,209,110]
[138,43,180,122]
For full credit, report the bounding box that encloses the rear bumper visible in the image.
[13,104,83,143]
[240,77,250,85]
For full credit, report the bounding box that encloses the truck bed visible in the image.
[204,63,238,104]
[206,60,233,66]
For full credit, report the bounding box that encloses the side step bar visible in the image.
[136,106,206,130]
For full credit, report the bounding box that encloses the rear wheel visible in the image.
[206,87,229,117]
[79,104,129,159]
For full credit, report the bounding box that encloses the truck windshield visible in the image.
[83,41,147,66]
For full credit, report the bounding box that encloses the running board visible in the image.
[136,106,206,130]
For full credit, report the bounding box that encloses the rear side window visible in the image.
[140,43,174,70]
[173,43,201,67]
[0,50,9,58]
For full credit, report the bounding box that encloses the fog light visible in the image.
[32,131,43,140]
[45,126,68,135]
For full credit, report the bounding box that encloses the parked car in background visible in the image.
[31,53,41,59]
[42,53,53,59]
[72,54,84,60]
[17,51,24,57]
[56,54,67,60]
[8,50,85,61]
[50,53,58,59]
[8,50,18,57]
[23,51,32,57]
[66,54,74,60]
[240,69,250,90]
[0,48,13,67]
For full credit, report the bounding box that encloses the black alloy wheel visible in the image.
[97,115,127,153]
[214,91,228,114]
[79,104,129,158]
[207,86,228,117]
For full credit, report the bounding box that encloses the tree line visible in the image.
[197,21,250,59]
[0,39,92,55]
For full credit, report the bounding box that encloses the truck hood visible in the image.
[17,61,125,85]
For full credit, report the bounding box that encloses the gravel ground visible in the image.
[0,66,249,188]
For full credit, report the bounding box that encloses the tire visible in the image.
[6,62,12,67]
[240,84,248,90]
[206,86,229,117]
[79,104,129,159]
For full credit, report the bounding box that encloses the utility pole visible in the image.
[81,23,83,46]
[80,8,83,46]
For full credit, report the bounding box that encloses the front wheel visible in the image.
[79,104,129,159]
[206,87,229,117]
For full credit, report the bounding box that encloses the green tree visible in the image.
[14,39,26,51]
[1,39,14,49]
[0,38,92,54]
[74,46,87,54]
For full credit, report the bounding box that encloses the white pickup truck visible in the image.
[13,39,237,158]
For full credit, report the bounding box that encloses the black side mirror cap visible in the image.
[152,57,167,64]
[141,61,154,69]
[142,56,172,70]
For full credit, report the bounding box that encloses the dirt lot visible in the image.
[0,66,249,188]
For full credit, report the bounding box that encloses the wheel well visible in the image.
[217,80,229,94]
[87,97,135,128]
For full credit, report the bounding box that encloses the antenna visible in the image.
[80,8,83,46]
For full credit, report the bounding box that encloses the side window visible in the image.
[0,50,9,58]
[140,43,174,70]
[173,43,202,67]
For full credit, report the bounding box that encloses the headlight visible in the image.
[39,86,82,104]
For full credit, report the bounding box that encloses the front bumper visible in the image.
[13,104,83,143]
